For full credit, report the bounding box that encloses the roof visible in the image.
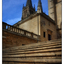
[13,12,56,26]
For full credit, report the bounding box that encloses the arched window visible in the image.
[41,21,45,26]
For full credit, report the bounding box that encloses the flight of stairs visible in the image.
[2,39,62,64]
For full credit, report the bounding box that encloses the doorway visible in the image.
[48,34,51,40]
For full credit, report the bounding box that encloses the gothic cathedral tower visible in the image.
[22,0,35,20]
[48,0,62,38]
[48,0,62,29]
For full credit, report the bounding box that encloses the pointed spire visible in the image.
[26,0,32,7]
[34,4,35,10]
[37,0,43,13]
[38,0,41,6]
[23,4,24,8]
[22,0,35,19]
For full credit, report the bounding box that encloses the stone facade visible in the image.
[3,31,37,49]
[2,0,62,63]
[40,15,57,41]
[13,0,61,41]
[56,1,62,29]
[19,14,39,35]
[18,13,57,42]
[48,0,55,20]
[48,0,62,29]
[2,0,62,48]
[22,0,35,20]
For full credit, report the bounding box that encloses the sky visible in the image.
[2,0,48,25]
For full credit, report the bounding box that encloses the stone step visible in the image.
[3,48,61,55]
[3,42,61,53]
[45,39,61,43]
[48,38,61,42]
[3,56,61,59]
[11,42,61,51]
[3,44,61,54]
[3,40,61,51]
[3,62,62,64]
[3,58,61,63]
[3,52,61,58]
[22,56,61,59]
[17,41,61,49]
[3,39,62,64]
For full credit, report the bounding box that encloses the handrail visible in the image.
[2,22,40,40]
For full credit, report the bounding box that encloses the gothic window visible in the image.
[24,10,27,16]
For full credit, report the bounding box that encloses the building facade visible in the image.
[2,0,62,48]
[48,0,62,38]
[14,0,61,41]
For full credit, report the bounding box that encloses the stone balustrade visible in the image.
[2,22,40,40]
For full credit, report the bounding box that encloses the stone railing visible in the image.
[2,22,40,40]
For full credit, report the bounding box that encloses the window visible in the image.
[48,22,50,26]
[43,32,45,38]
[41,21,45,26]
[22,44,25,46]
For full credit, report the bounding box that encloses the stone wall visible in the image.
[56,1,62,28]
[40,15,57,41]
[19,15,41,35]
[18,13,57,42]
[48,0,55,20]
[48,0,62,29]
[2,31,37,49]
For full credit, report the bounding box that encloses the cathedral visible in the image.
[2,0,62,64]
[13,0,62,41]
[2,0,62,48]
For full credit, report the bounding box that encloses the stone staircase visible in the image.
[2,39,62,64]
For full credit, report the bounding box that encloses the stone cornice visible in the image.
[13,12,56,26]
[13,12,37,26]
[40,13,56,25]
[3,22,40,41]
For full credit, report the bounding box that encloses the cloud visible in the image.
[4,18,21,25]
